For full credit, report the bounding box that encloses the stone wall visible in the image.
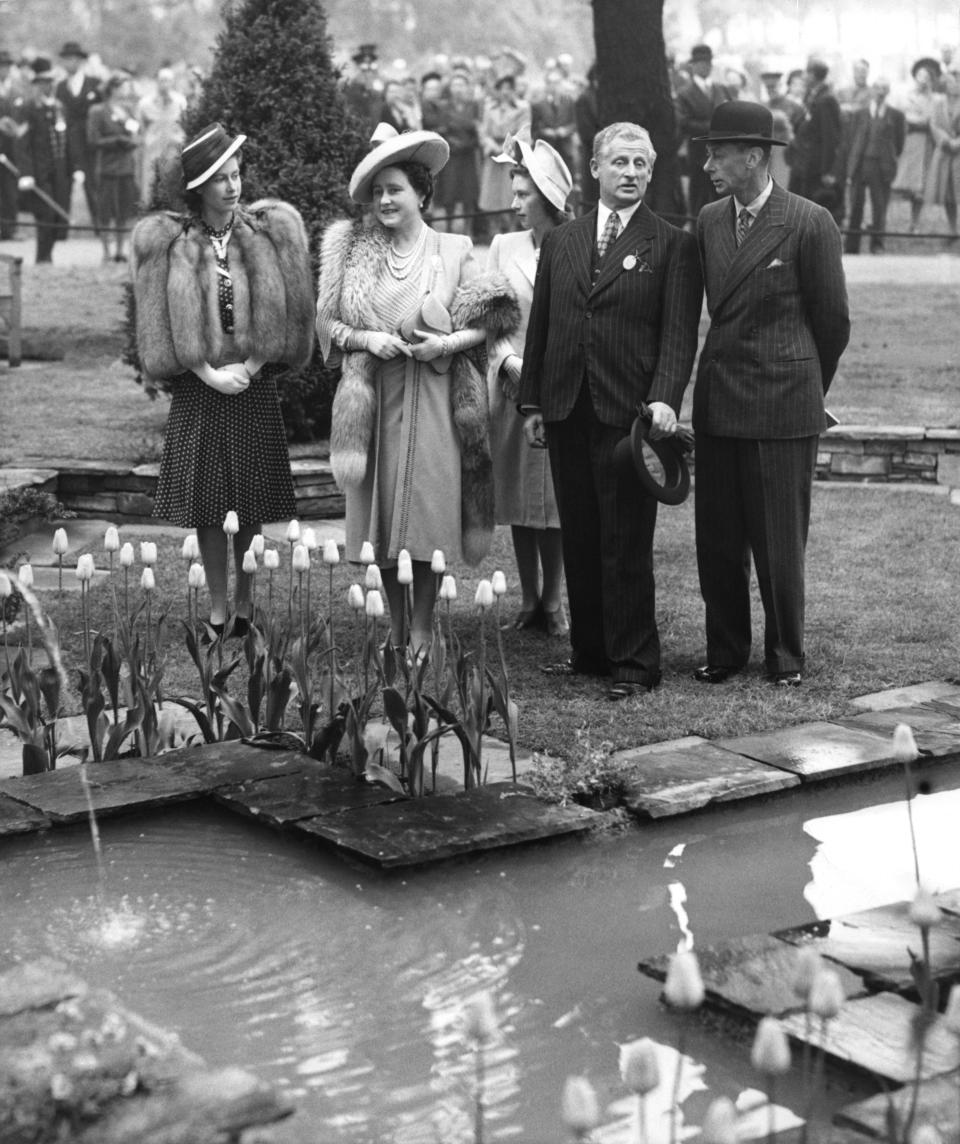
[815,427,960,484]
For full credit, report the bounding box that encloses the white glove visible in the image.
[73,170,85,185]
[18,175,35,191]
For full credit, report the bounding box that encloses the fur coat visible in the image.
[316,218,520,565]
[131,199,315,380]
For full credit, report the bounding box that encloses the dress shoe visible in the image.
[607,675,660,701]
[540,656,609,678]
[770,670,802,687]
[694,665,739,684]
[542,603,569,637]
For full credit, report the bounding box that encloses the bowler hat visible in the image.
[348,123,449,204]
[694,100,788,146]
[30,57,55,83]
[493,124,573,212]
[181,122,247,191]
[689,44,713,63]
[613,406,692,506]
[59,41,88,59]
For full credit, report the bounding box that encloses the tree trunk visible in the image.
[592,0,684,219]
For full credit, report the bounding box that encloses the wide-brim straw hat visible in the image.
[492,124,572,212]
[348,123,449,204]
[182,122,247,191]
[912,56,942,80]
[693,100,787,146]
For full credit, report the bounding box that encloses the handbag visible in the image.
[400,291,454,374]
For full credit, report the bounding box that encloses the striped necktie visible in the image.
[597,211,621,259]
[736,206,752,247]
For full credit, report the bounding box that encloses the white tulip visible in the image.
[808,968,845,1020]
[285,518,301,542]
[188,562,205,589]
[791,946,823,1002]
[700,1096,739,1144]
[359,540,375,564]
[323,539,340,565]
[439,574,457,601]
[365,563,383,591]
[909,887,942,930]
[463,990,498,1043]
[104,526,120,552]
[892,723,919,763]
[431,549,446,574]
[561,1076,600,1133]
[181,534,200,561]
[139,541,157,566]
[750,1016,791,1075]
[52,527,69,555]
[263,548,280,570]
[943,983,960,1035]
[302,526,318,551]
[0,570,12,598]
[474,579,494,609]
[140,567,155,592]
[491,570,507,596]
[222,510,239,535]
[250,533,265,556]
[17,563,34,588]
[365,589,385,618]
[620,1038,660,1095]
[119,542,135,568]
[291,544,310,572]
[397,550,413,585]
[347,584,365,611]
[663,949,704,1010]
[75,554,95,581]
[242,549,258,575]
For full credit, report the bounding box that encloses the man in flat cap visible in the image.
[674,45,733,219]
[693,101,849,687]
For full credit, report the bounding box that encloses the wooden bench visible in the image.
[0,252,22,367]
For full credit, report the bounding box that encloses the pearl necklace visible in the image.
[202,215,234,261]
[386,224,427,280]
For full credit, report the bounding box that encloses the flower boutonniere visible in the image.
[622,250,653,274]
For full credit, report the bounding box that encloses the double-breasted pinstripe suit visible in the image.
[519,203,702,683]
[694,180,850,675]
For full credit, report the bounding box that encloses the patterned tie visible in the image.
[597,211,621,259]
[736,206,752,247]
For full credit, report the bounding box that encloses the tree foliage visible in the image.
[125,0,366,440]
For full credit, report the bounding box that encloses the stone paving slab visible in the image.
[295,781,598,868]
[778,992,960,1083]
[839,704,960,757]
[638,933,867,1019]
[0,466,58,491]
[0,791,50,834]
[0,956,86,1016]
[615,736,799,818]
[716,721,896,781]
[213,765,406,825]
[836,1072,960,1140]
[848,682,960,712]
[775,901,960,991]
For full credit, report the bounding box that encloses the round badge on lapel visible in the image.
[614,415,691,506]
[622,254,637,271]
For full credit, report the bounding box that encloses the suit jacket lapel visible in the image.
[514,232,538,289]
[563,211,596,295]
[590,202,656,295]
[712,183,793,312]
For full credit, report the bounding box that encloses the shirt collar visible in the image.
[597,199,642,240]
[737,175,774,219]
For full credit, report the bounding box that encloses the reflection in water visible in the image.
[2,763,959,1139]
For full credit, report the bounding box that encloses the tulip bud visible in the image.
[751,1016,791,1075]
[181,534,200,561]
[263,549,280,570]
[52,527,69,555]
[75,554,95,581]
[700,1096,739,1144]
[119,542,135,568]
[620,1038,660,1095]
[561,1076,600,1134]
[909,887,942,930]
[188,562,205,589]
[943,984,960,1035]
[491,570,507,596]
[463,990,498,1043]
[365,563,383,591]
[242,549,258,575]
[397,550,413,585]
[808,968,845,1020]
[892,723,919,763]
[663,949,704,1010]
[104,526,120,552]
[791,946,823,1002]
[141,567,155,592]
[475,579,494,609]
[140,541,157,566]
[323,539,340,565]
[359,540,375,564]
[18,563,34,588]
[250,533,265,556]
[302,526,318,551]
[292,544,310,572]
[347,584,365,611]
[439,574,457,601]
[0,570,12,598]
[285,519,301,542]
[222,510,239,535]
[431,549,446,574]
[365,589,385,618]
[196,566,207,589]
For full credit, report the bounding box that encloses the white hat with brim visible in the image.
[349,124,450,204]
[492,125,572,213]
[182,123,247,190]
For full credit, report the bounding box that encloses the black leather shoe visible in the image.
[770,670,802,687]
[540,656,609,678]
[607,675,660,701]
[694,665,739,684]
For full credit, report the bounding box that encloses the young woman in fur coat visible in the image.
[316,123,520,654]
[131,123,314,634]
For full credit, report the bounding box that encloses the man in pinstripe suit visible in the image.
[519,122,703,700]
[693,102,850,687]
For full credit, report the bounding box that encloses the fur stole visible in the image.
[131,199,314,380]
[317,219,521,565]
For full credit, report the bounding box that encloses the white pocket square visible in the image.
[766,258,786,268]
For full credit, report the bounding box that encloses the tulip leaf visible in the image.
[364,760,407,795]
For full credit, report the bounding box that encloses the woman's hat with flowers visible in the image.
[348,123,449,204]
[493,124,572,212]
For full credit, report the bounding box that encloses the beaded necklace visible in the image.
[201,215,235,333]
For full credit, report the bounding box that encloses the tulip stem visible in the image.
[766,1078,776,1144]
[474,1041,486,1144]
[902,757,921,885]
[328,565,336,720]
[476,608,487,788]
[637,1093,648,1144]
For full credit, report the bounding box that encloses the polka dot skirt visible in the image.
[154,364,297,529]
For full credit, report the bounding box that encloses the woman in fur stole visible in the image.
[317,123,520,654]
[131,123,314,635]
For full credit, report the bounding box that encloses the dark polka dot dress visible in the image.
[153,215,297,530]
